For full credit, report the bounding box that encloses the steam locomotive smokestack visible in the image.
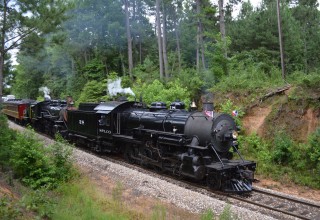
[202,102,214,111]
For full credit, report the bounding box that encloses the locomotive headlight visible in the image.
[232,131,238,139]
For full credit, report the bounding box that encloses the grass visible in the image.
[50,177,144,220]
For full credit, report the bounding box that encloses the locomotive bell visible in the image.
[190,101,197,108]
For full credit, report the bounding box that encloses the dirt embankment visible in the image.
[242,90,319,141]
[242,106,272,136]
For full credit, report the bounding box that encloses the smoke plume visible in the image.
[39,86,51,100]
[107,78,135,97]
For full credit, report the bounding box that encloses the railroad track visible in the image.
[8,121,320,219]
[230,188,320,220]
[96,152,320,220]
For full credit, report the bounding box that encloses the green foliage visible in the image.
[82,58,106,81]
[50,134,74,183]
[76,79,109,104]
[272,131,293,165]
[9,129,73,189]
[201,209,215,220]
[131,79,191,107]
[219,204,238,220]
[287,72,320,107]
[76,72,137,104]
[238,133,272,165]
[239,129,320,188]
[0,114,16,170]
[307,128,320,173]
[10,131,55,189]
[21,188,55,218]
[212,58,284,94]
[228,1,305,73]
[218,100,244,126]
[204,33,230,83]
[172,68,204,98]
[0,197,22,220]
[133,56,159,83]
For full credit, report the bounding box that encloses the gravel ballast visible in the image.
[73,148,279,219]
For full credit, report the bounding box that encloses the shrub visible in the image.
[0,114,16,169]
[307,127,320,173]
[21,188,55,218]
[272,131,293,165]
[49,134,74,182]
[219,100,244,126]
[10,129,74,189]
[173,68,204,97]
[133,56,159,83]
[131,79,191,107]
[211,61,283,93]
[10,131,56,189]
[238,133,272,163]
[0,197,22,219]
[76,79,109,104]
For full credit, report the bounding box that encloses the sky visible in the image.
[211,0,262,8]
[245,0,262,8]
[210,0,263,17]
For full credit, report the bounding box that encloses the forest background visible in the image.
[1,0,320,188]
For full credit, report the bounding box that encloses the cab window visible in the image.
[99,115,110,126]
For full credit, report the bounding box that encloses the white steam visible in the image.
[107,78,135,97]
[39,86,51,100]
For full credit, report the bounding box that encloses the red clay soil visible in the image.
[255,176,320,202]
[242,106,272,136]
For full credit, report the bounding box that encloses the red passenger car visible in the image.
[1,99,32,123]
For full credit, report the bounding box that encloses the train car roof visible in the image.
[94,101,136,114]
[4,99,35,104]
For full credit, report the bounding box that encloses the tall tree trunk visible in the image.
[156,0,164,80]
[196,0,205,71]
[119,50,126,75]
[139,37,142,64]
[161,1,169,80]
[276,0,286,80]
[0,0,8,100]
[200,29,206,70]
[196,0,201,72]
[84,50,88,65]
[0,55,4,101]
[218,0,227,58]
[175,20,181,73]
[125,0,133,78]
[303,25,308,73]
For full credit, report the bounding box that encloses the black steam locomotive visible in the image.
[2,98,256,192]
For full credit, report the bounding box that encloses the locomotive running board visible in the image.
[112,134,142,144]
